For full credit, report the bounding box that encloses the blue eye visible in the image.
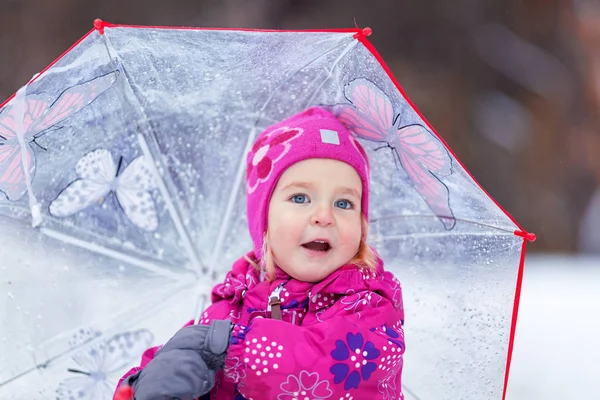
[335,199,354,209]
[291,194,309,204]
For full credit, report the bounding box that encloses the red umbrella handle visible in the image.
[113,385,134,400]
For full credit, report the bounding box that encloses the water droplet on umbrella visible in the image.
[7,292,14,299]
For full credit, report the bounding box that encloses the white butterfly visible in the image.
[56,329,154,400]
[49,149,159,231]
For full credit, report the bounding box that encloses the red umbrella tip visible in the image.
[514,230,536,242]
[353,27,372,39]
[94,19,106,35]
[113,385,134,400]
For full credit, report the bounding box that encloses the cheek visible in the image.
[268,219,301,251]
[340,219,362,249]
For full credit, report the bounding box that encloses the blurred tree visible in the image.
[567,0,600,252]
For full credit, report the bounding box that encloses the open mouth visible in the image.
[301,240,331,252]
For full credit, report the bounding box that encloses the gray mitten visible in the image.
[123,320,233,400]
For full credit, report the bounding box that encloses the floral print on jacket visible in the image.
[119,251,405,399]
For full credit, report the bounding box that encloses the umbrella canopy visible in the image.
[0,20,534,399]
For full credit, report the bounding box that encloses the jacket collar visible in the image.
[217,251,387,310]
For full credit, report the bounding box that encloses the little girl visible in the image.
[115,106,405,400]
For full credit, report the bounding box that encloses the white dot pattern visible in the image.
[310,292,337,310]
[377,348,403,372]
[359,267,377,280]
[244,337,284,376]
[199,311,210,325]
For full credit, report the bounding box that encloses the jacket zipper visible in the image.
[268,283,284,320]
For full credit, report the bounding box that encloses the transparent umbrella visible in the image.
[0,20,534,400]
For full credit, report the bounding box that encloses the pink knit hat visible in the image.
[246,106,370,257]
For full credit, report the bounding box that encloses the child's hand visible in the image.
[123,320,233,400]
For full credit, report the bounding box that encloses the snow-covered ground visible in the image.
[503,254,600,400]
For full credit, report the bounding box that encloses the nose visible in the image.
[310,203,334,226]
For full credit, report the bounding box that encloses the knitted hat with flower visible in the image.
[246,106,370,257]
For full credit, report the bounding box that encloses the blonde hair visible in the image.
[246,214,377,281]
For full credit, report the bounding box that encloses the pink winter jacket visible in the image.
[119,252,405,399]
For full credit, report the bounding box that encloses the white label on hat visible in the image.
[320,129,340,145]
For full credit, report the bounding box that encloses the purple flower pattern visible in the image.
[229,324,249,346]
[382,324,405,350]
[330,333,380,390]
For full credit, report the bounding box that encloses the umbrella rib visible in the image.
[206,35,357,278]
[137,133,202,275]
[41,227,193,282]
[39,213,175,262]
[370,214,517,235]
[99,32,203,274]
[12,84,42,227]
[256,35,356,114]
[371,230,515,242]
[302,39,359,109]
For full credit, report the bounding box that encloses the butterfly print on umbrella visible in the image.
[49,148,159,232]
[0,72,117,201]
[332,78,456,229]
[56,329,153,400]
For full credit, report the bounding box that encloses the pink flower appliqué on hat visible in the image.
[246,126,303,194]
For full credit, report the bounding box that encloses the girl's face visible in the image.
[267,158,362,282]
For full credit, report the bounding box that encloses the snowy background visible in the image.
[502,254,600,399]
[399,253,600,399]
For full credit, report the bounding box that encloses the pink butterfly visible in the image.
[0,72,117,201]
[332,78,456,229]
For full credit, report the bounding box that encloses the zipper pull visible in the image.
[268,283,284,320]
